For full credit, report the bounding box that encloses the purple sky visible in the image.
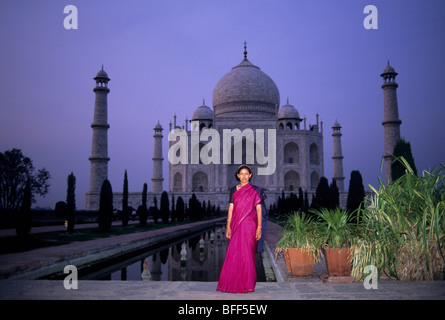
[1,0,444,209]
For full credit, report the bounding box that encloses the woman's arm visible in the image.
[226,203,233,239]
[255,204,262,241]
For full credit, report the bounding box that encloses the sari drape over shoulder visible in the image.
[216,183,264,293]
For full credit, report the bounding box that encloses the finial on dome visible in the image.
[243,41,247,60]
[287,97,289,105]
[101,64,104,70]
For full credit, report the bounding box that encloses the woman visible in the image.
[216,165,265,293]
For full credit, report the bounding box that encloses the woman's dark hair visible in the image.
[235,164,253,182]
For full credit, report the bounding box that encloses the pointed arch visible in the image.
[284,142,299,164]
[284,170,300,191]
[310,171,319,190]
[173,172,182,192]
[310,143,320,164]
[192,171,208,192]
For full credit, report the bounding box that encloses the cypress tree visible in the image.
[189,193,201,220]
[160,191,170,224]
[171,194,176,222]
[313,177,331,209]
[16,181,32,237]
[176,196,185,222]
[122,170,129,227]
[329,179,340,209]
[138,183,148,226]
[298,188,304,211]
[346,170,365,220]
[142,183,147,208]
[207,200,211,216]
[303,190,309,213]
[290,193,298,212]
[202,200,206,218]
[66,172,76,233]
[98,179,113,232]
[152,196,159,223]
[391,138,418,181]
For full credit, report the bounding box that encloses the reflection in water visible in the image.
[141,259,151,281]
[102,226,230,281]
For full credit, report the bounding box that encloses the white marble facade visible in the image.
[167,53,325,211]
[86,50,351,212]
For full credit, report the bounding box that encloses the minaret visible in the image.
[381,61,402,183]
[86,66,110,210]
[152,121,164,193]
[332,120,345,191]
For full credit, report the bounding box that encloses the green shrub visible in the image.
[352,158,445,281]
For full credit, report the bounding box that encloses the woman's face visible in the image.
[237,168,252,184]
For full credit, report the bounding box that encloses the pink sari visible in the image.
[216,183,262,293]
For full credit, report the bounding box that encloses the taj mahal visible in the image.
[85,44,401,213]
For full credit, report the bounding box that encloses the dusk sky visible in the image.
[1,0,444,209]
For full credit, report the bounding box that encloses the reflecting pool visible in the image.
[87,225,269,282]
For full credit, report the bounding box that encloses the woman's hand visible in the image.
[226,226,231,239]
[255,226,262,241]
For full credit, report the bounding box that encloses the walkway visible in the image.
[0,219,444,300]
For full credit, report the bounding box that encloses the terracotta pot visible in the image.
[287,248,314,277]
[324,248,352,277]
[283,249,292,273]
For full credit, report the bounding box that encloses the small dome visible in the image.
[154,121,163,130]
[278,101,300,120]
[332,119,341,128]
[192,100,214,120]
[381,61,398,77]
[95,65,110,80]
[383,65,395,73]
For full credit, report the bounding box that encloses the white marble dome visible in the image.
[192,100,214,120]
[212,58,280,117]
[278,102,300,120]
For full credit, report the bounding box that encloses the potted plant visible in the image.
[276,212,322,277]
[310,207,356,278]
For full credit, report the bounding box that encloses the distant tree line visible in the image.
[150,191,220,224]
[270,171,366,222]
[1,136,418,236]
[93,170,222,232]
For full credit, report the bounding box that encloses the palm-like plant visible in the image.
[310,207,356,249]
[276,212,323,262]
